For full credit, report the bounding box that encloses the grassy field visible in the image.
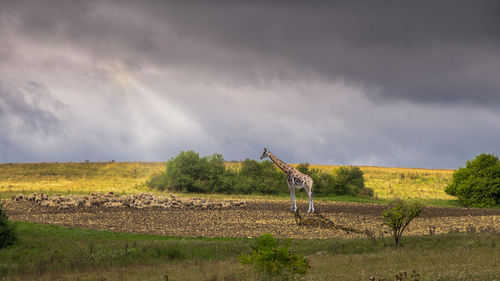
[0,162,165,198]
[307,165,455,200]
[0,162,455,202]
[2,162,498,280]
[0,221,498,280]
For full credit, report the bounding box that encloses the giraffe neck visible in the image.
[268,152,295,174]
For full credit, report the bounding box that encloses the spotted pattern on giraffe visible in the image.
[260,148,315,213]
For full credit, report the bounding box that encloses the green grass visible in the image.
[1,221,498,280]
[0,221,251,279]
[1,162,496,280]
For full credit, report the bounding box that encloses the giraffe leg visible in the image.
[307,185,314,213]
[307,193,310,213]
[308,191,314,213]
[288,183,294,212]
[293,188,297,212]
[307,193,311,212]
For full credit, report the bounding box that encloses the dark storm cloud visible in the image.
[1,0,499,167]
[144,0,500,105]
[3,0,500,104]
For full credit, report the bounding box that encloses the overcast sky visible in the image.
[1,1,499,168]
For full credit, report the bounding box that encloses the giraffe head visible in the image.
[260,148,270,160]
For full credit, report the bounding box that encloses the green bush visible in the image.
[0,203,17,249]
[335,166,364,194]
[145,172,168,191]
[147,151,371,198]
[236,159,287,195]
[147,152,288,195]
[146,151,228,193]
[382,199,422,247]
[239,233,310,280]
[445,153,500,207]
[297,163,371,197]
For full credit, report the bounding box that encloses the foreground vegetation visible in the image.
[0,222,498,280]
[0,203,17,249]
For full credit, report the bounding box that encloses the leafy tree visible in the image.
[335,166,365,194]
[239,233,310,280]
[297,163,339,195]
[147,151,372,198]
[147,151,228,193]
[0,203,17,249]
[165,150,204,192]
[296,163,310,174]
[236,159,287,195]
[311,169,338,195]
[445,153,500,207]
[382,199,422,247]
[204,153,226,192]
[297,163,371,197]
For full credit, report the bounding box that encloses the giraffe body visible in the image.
[260,148,314,213]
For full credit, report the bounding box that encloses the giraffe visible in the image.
[260,148,314,213]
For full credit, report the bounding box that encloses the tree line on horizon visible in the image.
[147,151,500,208]
[146,150,373,197]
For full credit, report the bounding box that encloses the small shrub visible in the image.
[145,173,168,191]
[382,199,422,246]
[239,233,310,280]
[359,186,374,197]
[335,166,366,195]
[0,203,17,249]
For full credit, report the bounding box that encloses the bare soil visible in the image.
[4,199,500,239]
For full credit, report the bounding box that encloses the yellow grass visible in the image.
[307,165,455,200]
[0,162,165,196]
[0,162,455,200]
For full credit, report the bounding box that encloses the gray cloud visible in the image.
[4,1,500,104]
[0,81,68,161]
[0,82,65,135]
[0,1,499,167]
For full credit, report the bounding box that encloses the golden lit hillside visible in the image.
[0,162,454,200]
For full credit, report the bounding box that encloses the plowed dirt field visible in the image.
[4,199,500,239]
